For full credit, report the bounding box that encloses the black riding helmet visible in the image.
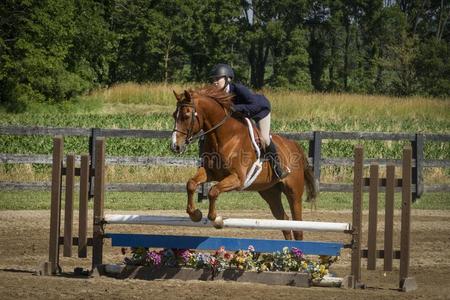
[209,63,234,81]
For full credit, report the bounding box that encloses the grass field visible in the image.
[1,190,448,211]
[1,83,449,210]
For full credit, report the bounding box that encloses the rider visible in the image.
[209,63,290,179]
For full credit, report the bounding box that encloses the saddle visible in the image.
[231,111,264,152]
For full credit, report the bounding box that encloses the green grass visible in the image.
[1,191,448,211]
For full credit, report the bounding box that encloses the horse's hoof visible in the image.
[212,215,224,229]
[189,209,203,222]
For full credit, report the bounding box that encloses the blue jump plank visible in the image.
[106,233,344,256]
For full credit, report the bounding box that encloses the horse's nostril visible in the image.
[171,143,182,153]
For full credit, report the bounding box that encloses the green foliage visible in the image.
[415,38,450,98]
[185,0,242,81]
[1,0,449,113]
[0,0,116,110]
[68,0,116,85]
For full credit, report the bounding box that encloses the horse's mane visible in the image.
[190,85,235,111]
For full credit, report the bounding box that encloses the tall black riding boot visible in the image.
[265,141,290,179]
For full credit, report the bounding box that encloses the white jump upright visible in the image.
[104,214,351,233]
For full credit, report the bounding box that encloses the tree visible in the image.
[186,0,242,82]
[0,0,116,111]
[239,0,276,88]
[68,0,116,86]
[2,0,449,107]
[305,0,331,91]
[415,37,450,97]
[265,1,311,90]
[0,0,85,110]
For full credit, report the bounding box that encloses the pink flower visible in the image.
[224,252,233,260]
[215,246,226,255]
[209,257,218,266]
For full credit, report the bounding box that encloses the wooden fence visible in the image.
[1,126,449,201]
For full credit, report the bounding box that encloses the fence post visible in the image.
[384,164,395,271]
[78,154,90,258]
[92,137,106,268]
[197,136,208,202]
[367,163,379,270]
[63,154,75,257]
[309,131,322,189]
[346,145,363,288]
[89,128,101,198]
[47,136,64,274]
[411,134,424,201]
[399,146,417,292]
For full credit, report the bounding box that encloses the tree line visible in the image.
[1,0,449,111]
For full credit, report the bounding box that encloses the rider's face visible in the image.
[212,77,227,89]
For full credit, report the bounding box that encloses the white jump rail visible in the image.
[104,214,351,233]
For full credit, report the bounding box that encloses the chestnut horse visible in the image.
[170,86,317,240]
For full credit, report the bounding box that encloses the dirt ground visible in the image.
[1,208,450,300]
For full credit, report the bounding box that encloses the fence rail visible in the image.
[3,153,450,168]
[2,125,450,141]
[1,126,449,198]
[2,180,449,193]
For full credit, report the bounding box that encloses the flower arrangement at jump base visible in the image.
[122,246,338,282]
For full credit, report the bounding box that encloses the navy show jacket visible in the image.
[229,83,271,122]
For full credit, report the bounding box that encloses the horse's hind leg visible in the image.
[258,186,293,240]
[283,183,304,240]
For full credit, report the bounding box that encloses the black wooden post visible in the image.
[89,128,101,198]
[411,134,424,201]
[197,136,208,202]
[309,131,322,189]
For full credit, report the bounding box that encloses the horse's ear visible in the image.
[173,90,182,102]
[183,90,192,102]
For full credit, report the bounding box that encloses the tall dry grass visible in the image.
[92,83,449,126]
[265,90,449,122]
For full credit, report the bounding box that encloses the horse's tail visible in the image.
[298,144,318,204]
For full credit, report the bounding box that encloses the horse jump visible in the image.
[40,136,416,291]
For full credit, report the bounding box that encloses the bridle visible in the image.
[172,99,231,146]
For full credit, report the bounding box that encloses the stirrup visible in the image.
[275,166,291,179]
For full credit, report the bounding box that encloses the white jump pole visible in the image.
[104,214,351,233]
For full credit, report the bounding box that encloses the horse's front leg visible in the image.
[186,167,207,222]
[207,173,242,226]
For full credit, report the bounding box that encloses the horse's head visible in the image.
[171,85,235,153]
[170,90,201,153]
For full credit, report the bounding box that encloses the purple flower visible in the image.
[291,247,304,258]
[176,249,192,263]
[147,251,162,266]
